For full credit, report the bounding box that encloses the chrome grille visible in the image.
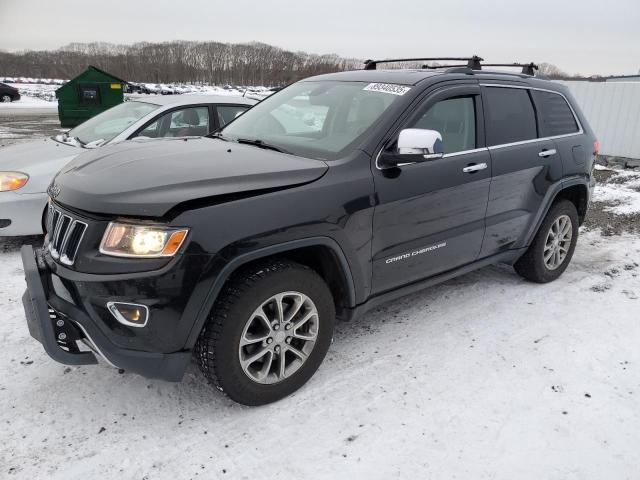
[46,204,87,266]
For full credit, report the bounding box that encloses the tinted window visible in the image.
[410,97,476,154]
[217,105,249,127]
[532,90,579,137]
[484,87,537,145]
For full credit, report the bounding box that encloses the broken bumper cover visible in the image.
[20,245,191,381]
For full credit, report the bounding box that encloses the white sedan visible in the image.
[0,95,256,236]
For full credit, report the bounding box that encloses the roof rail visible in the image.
[363,56,483,71]
[481,62,539,76]
[362,57,539,76]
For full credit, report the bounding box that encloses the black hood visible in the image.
[52,137,328,217]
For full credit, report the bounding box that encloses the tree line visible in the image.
[0,41,362,86]
[0,41,588,85]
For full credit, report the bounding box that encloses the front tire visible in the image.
[194,259,335,406]
[514,199,579,283]
[1,95,12,103]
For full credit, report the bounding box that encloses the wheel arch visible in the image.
[522,177,590,248]
[185,237,357,348]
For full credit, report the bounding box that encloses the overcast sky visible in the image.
[1,0,638,76]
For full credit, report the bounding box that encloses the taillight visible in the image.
[593,139,600,156]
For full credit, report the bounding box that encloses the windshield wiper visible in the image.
[236,138,290,154]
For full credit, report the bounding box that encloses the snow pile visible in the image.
[592,168,640,215]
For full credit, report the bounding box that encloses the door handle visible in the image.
[538,149,557,158]
[462,163,488,173]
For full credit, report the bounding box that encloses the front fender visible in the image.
[182,236,357,348]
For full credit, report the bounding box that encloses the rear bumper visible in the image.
[20,245,191,381]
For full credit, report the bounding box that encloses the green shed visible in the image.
[56,66,127,127]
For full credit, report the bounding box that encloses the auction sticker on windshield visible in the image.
[363,83,411,96]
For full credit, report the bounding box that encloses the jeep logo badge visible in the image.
[48,183,60,198]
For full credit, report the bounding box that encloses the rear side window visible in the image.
[484,87,537,146]
[217,105,249,127]
[531,90,579,137]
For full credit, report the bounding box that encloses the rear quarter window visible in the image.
[531,90,579,137]
[484,87,537,146]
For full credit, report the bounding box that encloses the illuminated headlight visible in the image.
[0,172,29,192]
[99,222,189,258]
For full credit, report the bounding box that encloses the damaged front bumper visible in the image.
[20,245,191,381]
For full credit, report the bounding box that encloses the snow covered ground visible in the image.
[2,230,639,479]
[0,81,272,109]
[1,121,640,479]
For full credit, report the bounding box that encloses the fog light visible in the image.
[107,302,149,327]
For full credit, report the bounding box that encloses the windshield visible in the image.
[220,81,408,160]
[69,101,160,145]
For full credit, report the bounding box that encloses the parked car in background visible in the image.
[0,95,255,236]
[0,82,21,102]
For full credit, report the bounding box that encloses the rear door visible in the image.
[530,89,585,178]
[371,83,491,294]
[479,84,562,257]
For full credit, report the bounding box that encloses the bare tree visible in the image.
[0,41,361,86]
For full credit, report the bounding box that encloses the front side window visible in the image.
[68,101,160,145]
[221,81,406,160]
[531,90,579,137]
[410,97,476,154]
[484,87,537,146]
[136,107,210,138]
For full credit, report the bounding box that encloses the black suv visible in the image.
[21,57,597,405]
[0,82,21,102]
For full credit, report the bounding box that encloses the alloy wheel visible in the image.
[543,214,572,270]
[238,291,319,384]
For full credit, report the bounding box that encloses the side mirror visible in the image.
[377,128,444,169]
[397,128,444,158]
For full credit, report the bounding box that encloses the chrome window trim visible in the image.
[443,147,489,158]
[375,83,585,170]
[487,132,584,151]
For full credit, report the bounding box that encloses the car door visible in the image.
[371,84,491,295]
[478,84,563,258]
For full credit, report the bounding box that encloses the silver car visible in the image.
[0,95,256,236]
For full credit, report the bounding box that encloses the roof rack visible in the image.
[362,57,539,76]
[482,62,539,76]
[363,56,483,71]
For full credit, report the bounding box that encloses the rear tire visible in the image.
[514,199,579,283]
[194,259,335,406]
[1,95,12,103]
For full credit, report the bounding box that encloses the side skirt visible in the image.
[340,248,527,321]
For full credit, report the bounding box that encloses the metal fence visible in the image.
[557,81,640,160]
